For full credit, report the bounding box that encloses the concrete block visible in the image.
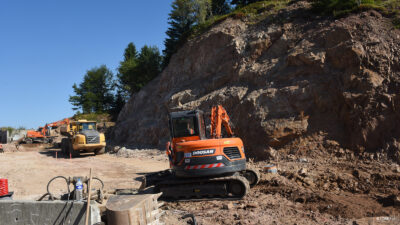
[0,200,101,225]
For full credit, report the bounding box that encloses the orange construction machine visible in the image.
[24,118,70,144]
[25,127,48,144]
[141,105,259,200]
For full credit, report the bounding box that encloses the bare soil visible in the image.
[1,142,399,225]
[161,135,400,225]
[0,144,168,200]
[162,160,400,225]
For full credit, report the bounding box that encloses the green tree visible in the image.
[163,0,211,68]
[117,44,162,95]
[212,0,231,15]
[117,42,139,96]
[69,65,115,113]
[123,42,138,61]
[134,45,162,91]
[110,89,126,120]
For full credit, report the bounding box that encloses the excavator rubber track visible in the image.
[140,170,250,201]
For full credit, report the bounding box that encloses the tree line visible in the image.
[69,44,162,119]
[69,0,264,120]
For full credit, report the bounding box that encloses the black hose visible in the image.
[46,176,70,201]
[182,214,197,225]
[91,177,104,190]
[42,176,103,201]
[37,192,50,201]
[45,176,71,225]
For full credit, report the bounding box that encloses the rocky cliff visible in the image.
[110,1,400,162]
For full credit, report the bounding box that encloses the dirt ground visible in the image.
[163,159,400,225]
[0,143,168,200]
[161,134,400,225]
[1,141,400,225]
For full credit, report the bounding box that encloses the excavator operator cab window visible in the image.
[172,116,199,138]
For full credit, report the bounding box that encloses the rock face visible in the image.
[111,1,400,161]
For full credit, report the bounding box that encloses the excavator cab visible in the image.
[167,110,203,167]
[169,110,206,141]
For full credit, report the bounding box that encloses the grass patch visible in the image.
[393,17,400,28]
[190,0,399,41]
[311,0,400,28]
[232,0,290,16]
[312,0,400,17]
[189,14,231,39]
[180,0,398,53]
[189,0,290,39]
[231,0,290,22]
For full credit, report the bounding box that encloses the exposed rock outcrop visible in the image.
[111,1,400,161]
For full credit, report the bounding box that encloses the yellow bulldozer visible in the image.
[60,119,106,157]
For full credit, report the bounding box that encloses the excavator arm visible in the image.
[46,118,70,128]
[43,118,70,136]
[210,105,234,138]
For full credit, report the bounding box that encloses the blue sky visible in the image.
[0,0,173,129]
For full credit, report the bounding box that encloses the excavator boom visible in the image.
[46,118,70,128]
[210,105,234,138]
[43,118,70,137]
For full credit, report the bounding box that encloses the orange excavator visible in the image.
[24,118,70,144]
[25,127,50,144]
[141,105,259,200]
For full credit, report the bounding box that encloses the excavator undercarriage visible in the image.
[140,168,259,201]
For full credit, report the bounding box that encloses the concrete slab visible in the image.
[0,200,101,225]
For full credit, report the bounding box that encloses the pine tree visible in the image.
[123,42,138,61]
[69,65,115,113]
[212,0,230,15]
[117,42,138,96]
[110,90,126,120]
[134,45,162,92]
[162,0,211,68]
[117,43,162,95]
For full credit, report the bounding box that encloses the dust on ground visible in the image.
[0,143,168,200]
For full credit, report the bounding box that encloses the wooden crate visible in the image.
[106,193,163,225]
